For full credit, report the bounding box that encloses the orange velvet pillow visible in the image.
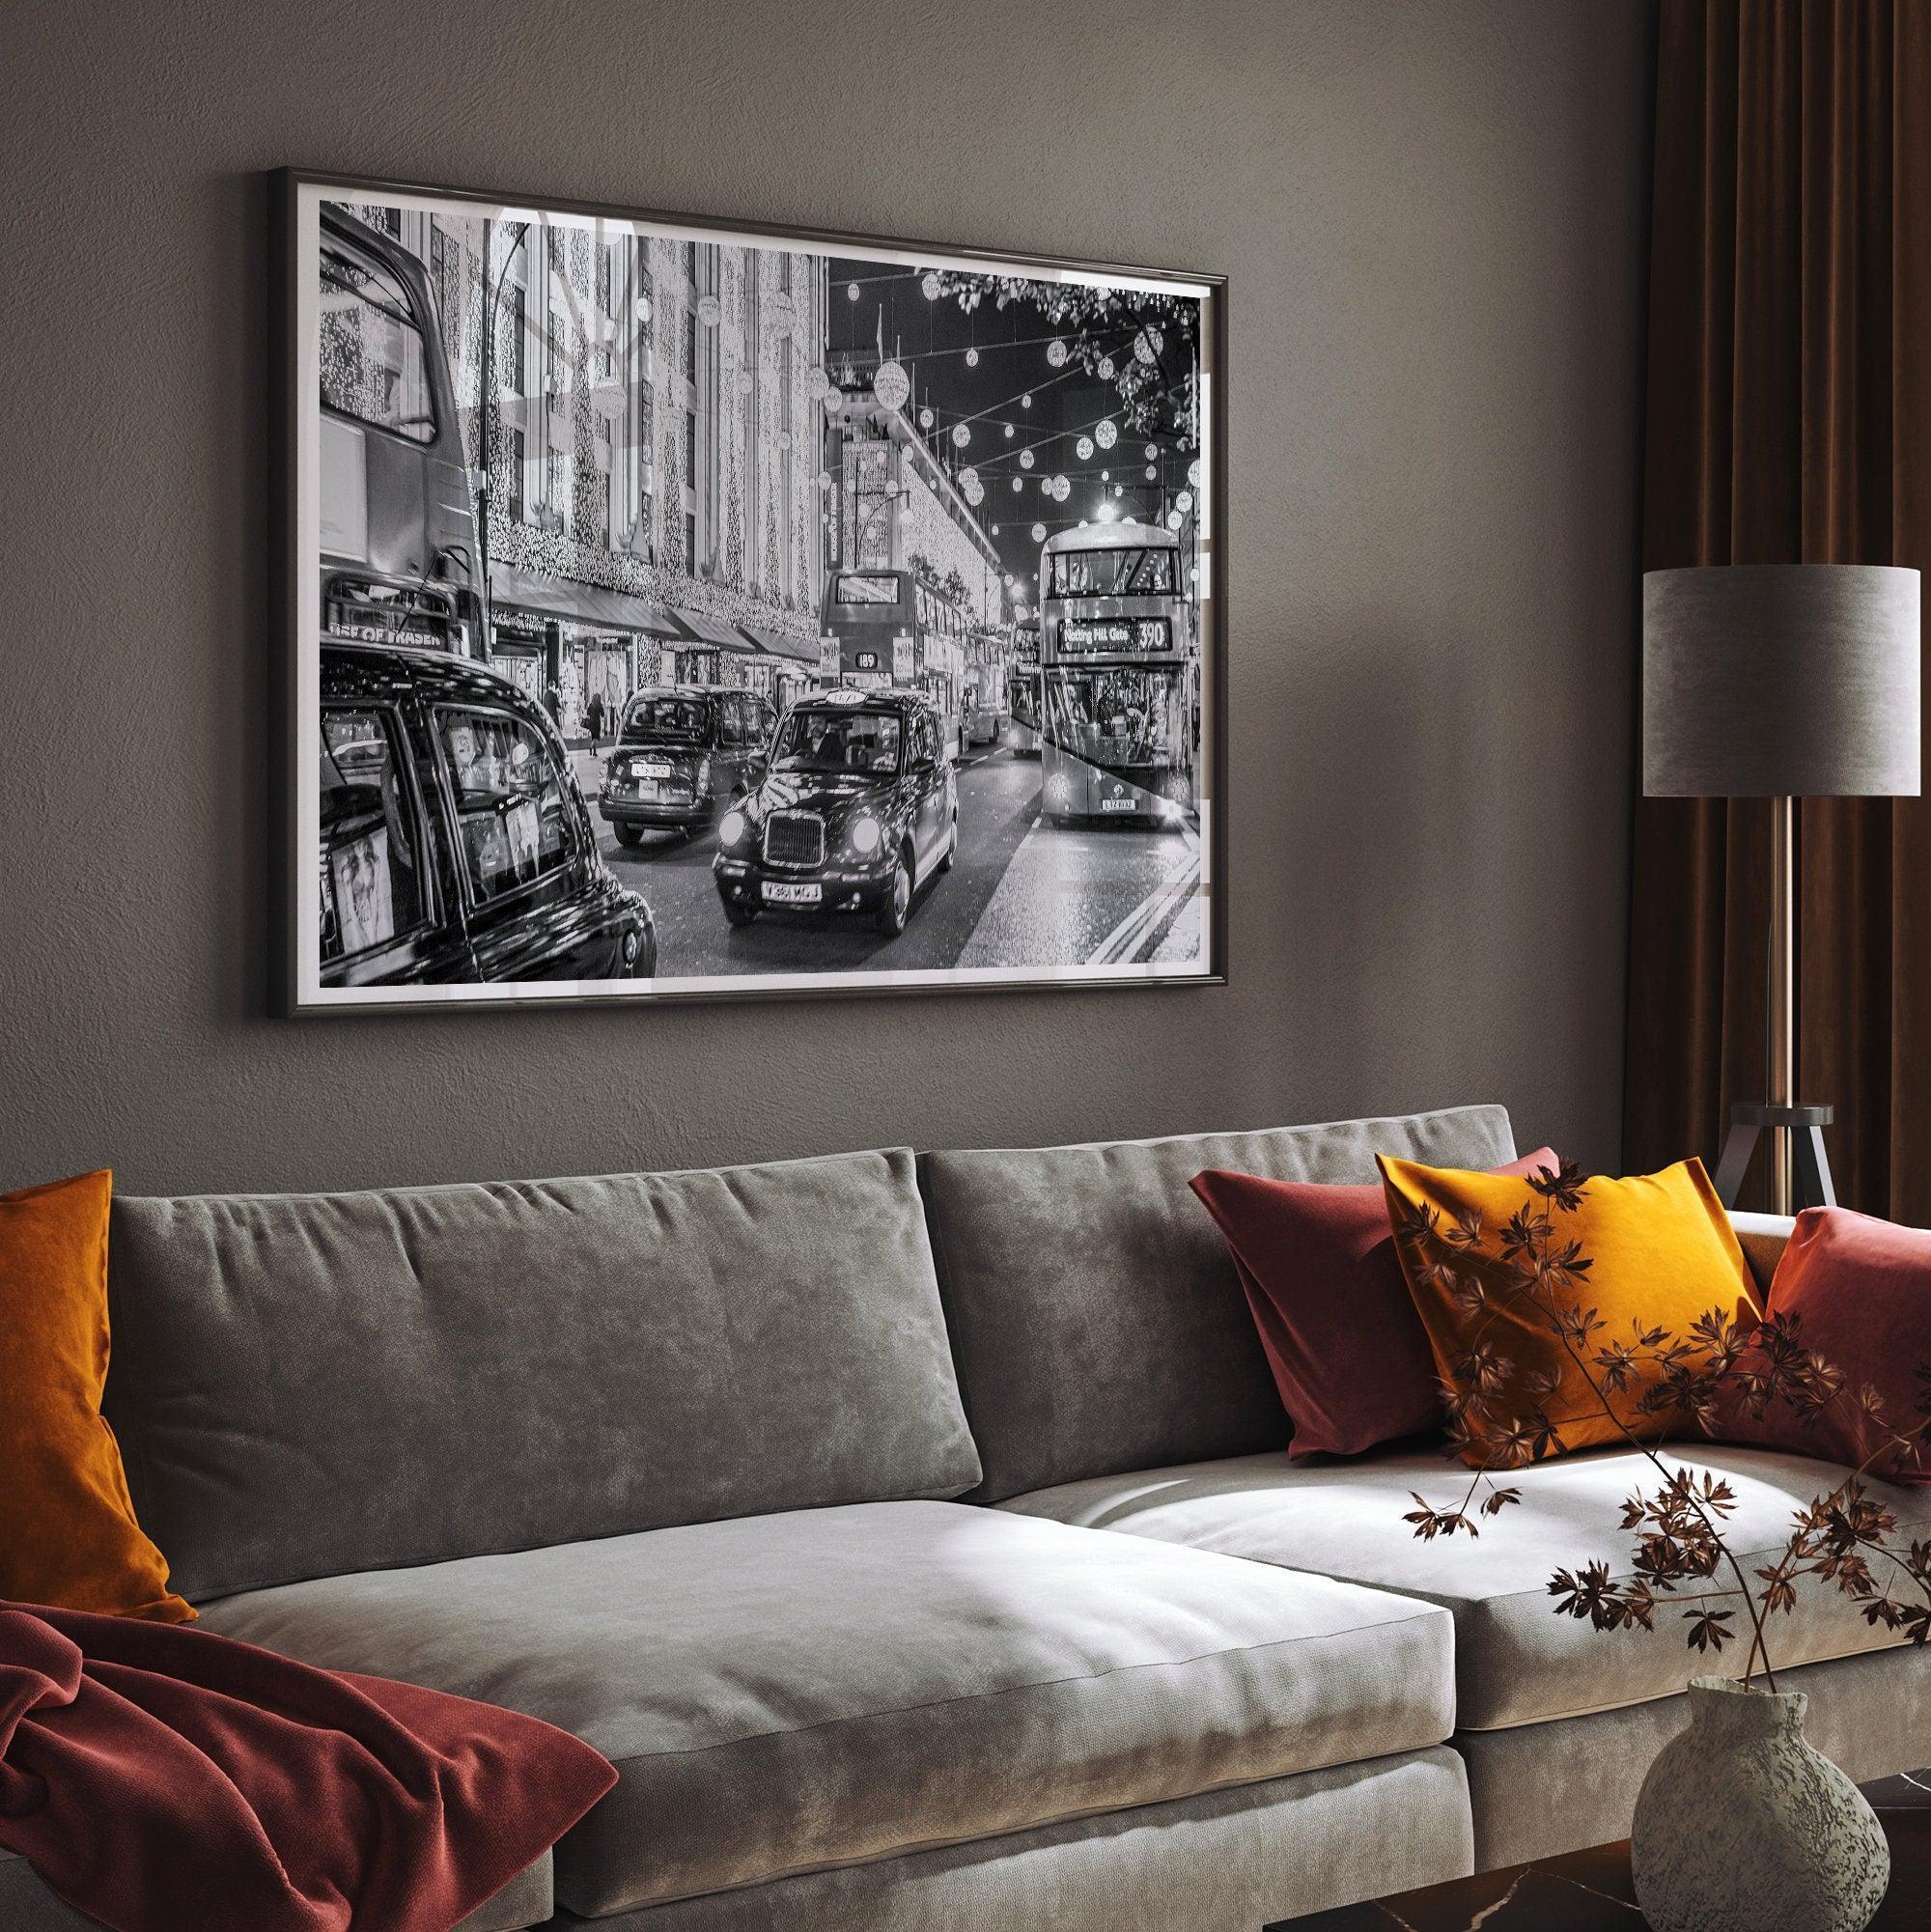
[1378,1155,1760,1468]
[0,1170,191,1620]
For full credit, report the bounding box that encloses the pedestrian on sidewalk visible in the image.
[585,691,605,756]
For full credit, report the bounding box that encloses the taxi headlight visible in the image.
[697,757,713,789]
[850,815,882,855]
[718,808,747,849]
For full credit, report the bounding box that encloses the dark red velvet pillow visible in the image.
[1189,1147,1558,1459]
[1720,1208,1931,1483]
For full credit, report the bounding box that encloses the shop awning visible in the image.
[670,605,758,653]
[737,623,819,663]
[489,566,685,639]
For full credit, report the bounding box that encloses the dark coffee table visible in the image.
[1268,1770,1930,1929]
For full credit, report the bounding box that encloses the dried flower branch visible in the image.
[1395,1166,1931,1689]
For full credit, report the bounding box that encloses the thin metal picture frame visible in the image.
[276,168,1228,1014]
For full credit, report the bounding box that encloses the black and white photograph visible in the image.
[285,173,1222,1008]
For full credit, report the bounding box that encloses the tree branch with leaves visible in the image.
[1394,1163,1931,1689]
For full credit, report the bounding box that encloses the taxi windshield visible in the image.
[622,696,709,742]
[773,710,902,775]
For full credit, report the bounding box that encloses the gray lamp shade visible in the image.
[1643,564,1921,798]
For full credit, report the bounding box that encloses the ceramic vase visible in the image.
[1631,1674,1890,1932]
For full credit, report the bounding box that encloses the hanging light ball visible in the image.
[1145,463,1158,481]
[1098,355,1114,379]
[1094,419,1118,450]
[846,281,860,301]
[991,522,1000,535]
[919,269,941,300]
[1176,490,1193,513]
[918,406,936,430]
[1101,468,1110,481]
[1031,522,1047,543]
[959,465,979,494]
[1113,484,1124,497]
[1011,476,1023,493]
[1003,422,1015,439]
[824,388,843,415]
[1146,443,1161,462]
[962,473,984,506]
[695,293,721,328]
[1021,392,1032,408]
[1019,447,1036,470]
[951,422,971,449]
[1166,508,1183,530]
[1134,327,1162,367]
[871,358,910,411]
[1076,435,1095,462]
[1046,337,1068,368]
[1188,458,1204,489]
[775,429,793,451]
[1049,474,1071,502]
[965,346,979,368]
[816,469,831,490]
[633,294,653,324]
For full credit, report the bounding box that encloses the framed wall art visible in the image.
[278,170,1224,1010]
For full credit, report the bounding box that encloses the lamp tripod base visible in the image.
[1711,1102,1835,1214]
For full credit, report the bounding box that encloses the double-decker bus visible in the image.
[1006,622,1043,755]
[1037,521,1194,826]
[818,569,968,757]
[961,626,1009,747]
[316,206,486,658]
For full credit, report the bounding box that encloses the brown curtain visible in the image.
[1626,0,1931,1217]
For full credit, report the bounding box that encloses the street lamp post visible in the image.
[475,218,530,661]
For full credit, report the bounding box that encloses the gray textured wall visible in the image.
[0,1,1649,1195]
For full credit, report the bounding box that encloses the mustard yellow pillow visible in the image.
[1378,1155,1759,1467]
[0,1169,192,1619]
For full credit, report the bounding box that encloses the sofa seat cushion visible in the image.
[195,1500,1455,1918]
[998,1444,1931,1731]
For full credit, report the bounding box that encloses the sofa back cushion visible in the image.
[1727,1210,1795,1298]
[918,1106,1518,1502]
[104,1149,980,1602]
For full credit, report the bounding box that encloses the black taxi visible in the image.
[598,685,775,842]
[320,637,656,987]
[713,687,958,938]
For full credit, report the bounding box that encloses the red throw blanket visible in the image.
[0,1601,616,1932]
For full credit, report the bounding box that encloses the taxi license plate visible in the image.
[639,762,672,776]
[763,882,822,906]
[1100,797,1139,812]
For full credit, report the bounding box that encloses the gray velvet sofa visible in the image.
[4,1106,1926,1932]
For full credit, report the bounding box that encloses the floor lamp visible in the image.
[1642,564,1920,1215]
